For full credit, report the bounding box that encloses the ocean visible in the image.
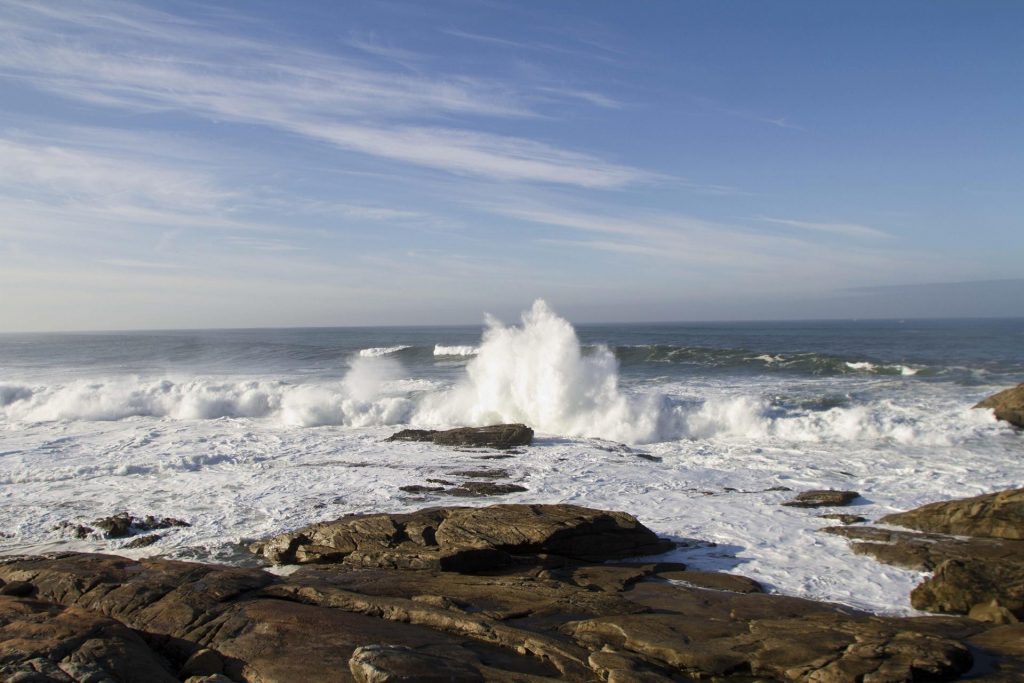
[1,300,1021,614]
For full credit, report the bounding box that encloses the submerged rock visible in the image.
[386,423,533,449]
[975,383,1024,427]
[782,489,860,508]
[91,512,191,539]
[444,481,527,497]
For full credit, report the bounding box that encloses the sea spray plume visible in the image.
[415,300,681,443]
[280,355,413,427]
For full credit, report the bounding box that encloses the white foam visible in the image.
[358,345,410,357]
[433,345,479,356]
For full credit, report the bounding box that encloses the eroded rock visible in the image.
[975,383,1024,428]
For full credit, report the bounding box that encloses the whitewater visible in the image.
[1,301,1021,615]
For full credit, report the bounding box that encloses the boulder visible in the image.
[250,503,674,568]
[782,489,860,508]
[348,644,484,682]
[911,558,1024,618]
[975,383,1024,427]
[387,424,533,449]
[880,487,1024,540]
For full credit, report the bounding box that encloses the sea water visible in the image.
[1,301,1021,613]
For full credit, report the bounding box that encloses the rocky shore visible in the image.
[2,490,1023,682]
[2,400,1022,683]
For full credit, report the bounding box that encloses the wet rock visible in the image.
[451,469,509,478]
[93,511,133,538]
[251,503,674,568]
[91,512,190,539]
[782,489,860,508]
[818,513,868,525]
[387,424,533,449]
[348,644,484,682]
[658,569,764,594]
[445,482,527,497]
[880,487,1024,540]
[824,524,1023,571]
[398,485,445,494]
[124,534,161,549]
[53,521,94,539]
[975,383,1024,427]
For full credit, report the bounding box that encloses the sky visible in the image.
[0,0,1022,331]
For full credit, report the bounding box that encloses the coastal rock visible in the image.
[818,513,868,525]
[782,489,860,508]
[348,644,484,682]
[880,487,1024,540]
[91,512,191,539]
[0,596,177,682]
[3,503,1023,681]
[444,481,527,497]
[250,503,675,567]
[975,383,1024,427]
[386,424,533,449]
[911,558,1024,618]
[826,488,1024,618]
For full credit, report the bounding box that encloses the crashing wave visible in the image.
[358,345,411,358]
[433,345,479,357]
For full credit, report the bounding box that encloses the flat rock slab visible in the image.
[782,489,860,508]
[975,383,1024,428]
[387,424,533,449]
[880,487,1024,540]
[250,503,674,568]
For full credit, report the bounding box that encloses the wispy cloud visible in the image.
[757,216,890,240]
[0,1,648,189]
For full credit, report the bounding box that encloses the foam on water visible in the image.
[358,345,411,357]
[0,301,1021,614]
[433,344,479,356]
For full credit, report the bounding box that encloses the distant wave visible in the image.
[358,345,411,358]
[611,344,927,377]
[433,345,479,357]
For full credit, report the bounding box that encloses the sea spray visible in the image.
[414,300,683,443]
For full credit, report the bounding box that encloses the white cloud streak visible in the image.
[0,0,647,188]
[757,216,890,240]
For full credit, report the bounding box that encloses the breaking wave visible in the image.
[433,345,479,357]
[358,345,411,358]
[0,301,1002,445]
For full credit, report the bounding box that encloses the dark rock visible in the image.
[53,521,94,539]
[823,524,1023,571]
[93,511,132,538]
[445,482,527,497]
[880,487,1024,540]
[181,647,224,677]
[137,515,191,531]
[451,469,509,478]
[975,383,1024,427]
[123,534,162,549]
[386,424,533,449]
[348,644,484,682]
[0,581,36,597]
[818,513,868,525]
[398,485,445,494]
[250,504,674,568]
[782,489,860,508]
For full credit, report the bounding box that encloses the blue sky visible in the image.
[1,0,1021,331]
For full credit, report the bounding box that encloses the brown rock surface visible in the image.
[250,503,675,567]
[1,502,1021,681]
[880,487,1024,540]
[975,383,1024,428]
[0,596,177,682]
